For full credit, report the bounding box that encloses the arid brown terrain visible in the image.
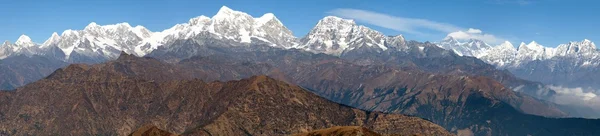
[292,126,381,136]
[129,125,178,136]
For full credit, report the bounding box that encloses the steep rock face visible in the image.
[42,22,154,62]
[152,6,297,53]
[436,37,492,57]
[479,41,517,67]
[0,58,451,136]
[299,16,406,56]
[0,55,67,90]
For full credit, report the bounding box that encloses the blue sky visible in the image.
[1,0,597,46]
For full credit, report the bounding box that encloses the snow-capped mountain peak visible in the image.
[526,41,543,49]
[42,32,61,47]
[15,35,36,47]
[479,41,517,67]
[555,39,597,57]
[441,36,460,44]
[299,15,413,55]
[500,41,515,48]
[318,16,357,28]
[255,13,276,26]
[188,15,211,26]
[436,38,491,57]
[84,22,100,30]
[2,41,10,46]
[216,6,236,15]
[515,41,555,61]
[154,6,297,50]
[212,6,250,22]
[132,25,152,39]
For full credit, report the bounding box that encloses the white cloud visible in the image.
[447,28,506,44]
[327,8,462,35]
[466,28,483,34]
[548,86,600,117]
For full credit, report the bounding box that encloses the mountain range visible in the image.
[438,36,600,88]
[2,5,600,135]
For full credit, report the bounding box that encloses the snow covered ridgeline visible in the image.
[436,38,599,68]
[1,5,597,67]
[0,6,297,61]
[0,6,408,62]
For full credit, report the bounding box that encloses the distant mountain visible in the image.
[0,56,451,135]
[438,38,600,89]
[0,55,67,90]
[436,37,491,57]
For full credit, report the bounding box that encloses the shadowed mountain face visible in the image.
[0,58,452,136]
[0,55,67,90]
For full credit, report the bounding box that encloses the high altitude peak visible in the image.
[218,5,234,13]
[443,36,456,41]
[61,29,78,36]
[317,16,356,26]
[133,25,146,30]
[499,41,515,48]
[2,40,11,46]
[51,32,60,37]
[322,16,354,22]
[213,5,248,21]
[117,22,132,27]
[15,34,35,47]
[17,34,31,41]
[215,5,242,17]
[255,13,282,26]
[259,13,275,19]
[257,13,276,21]
[16,35,33,44]
[43,32,62,47]
[85,22,100,29]
[529,41,539,45]
[188,15,211,25]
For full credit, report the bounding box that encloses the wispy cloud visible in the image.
[327,8,506,44]
[447,28,507,44]
[327,8,462,35]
